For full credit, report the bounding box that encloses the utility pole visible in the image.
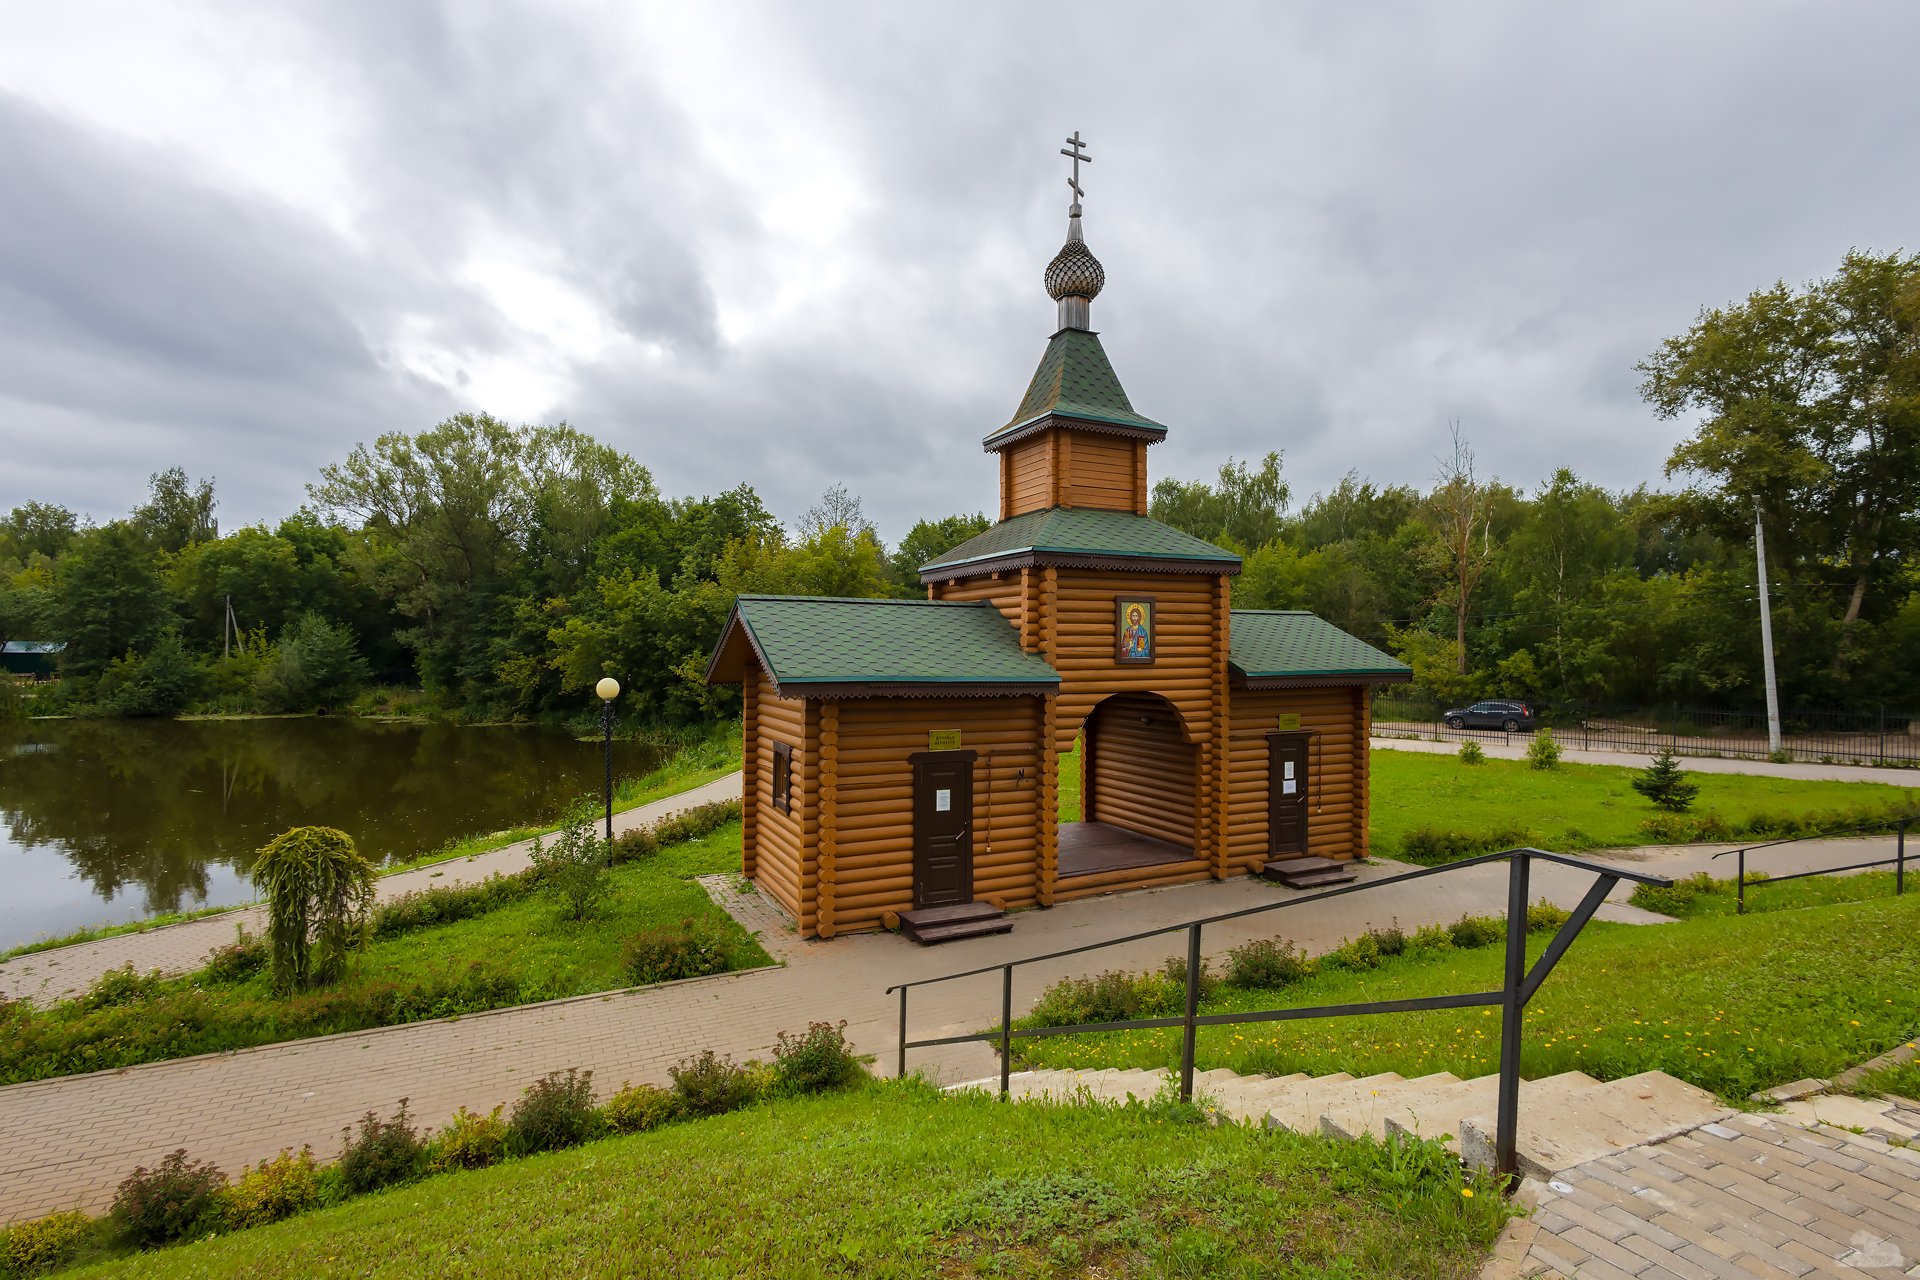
[223,594,233,659]
[1754,501,1782,756]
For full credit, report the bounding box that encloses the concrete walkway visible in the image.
[0,774,744,1006]
[0,828,1900,1225]
[1374,736,1920,786]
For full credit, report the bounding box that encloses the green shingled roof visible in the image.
[920,507,1241,577]
[1228,610,1410,681]
[720,595,1059,690]
[984,329,1168,446]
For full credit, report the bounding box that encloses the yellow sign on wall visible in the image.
[928,730,963,751]
[1275,713,1302,732]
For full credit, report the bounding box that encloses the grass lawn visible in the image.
[1853,1057,1920,1102]
[0,822,769,1086]
[63,1083,1509,1280]
[1631,869,1910,918]
[1368,750,1912,857]
[1014,894,1920,1103]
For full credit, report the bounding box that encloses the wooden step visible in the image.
[901,907,1012,945]
[1261,856,1358,889]
[900,901,1004,927]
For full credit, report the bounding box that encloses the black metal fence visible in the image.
[1712,821,1910,913]
[887,847,1671,1182]
[1371,694,1920,767]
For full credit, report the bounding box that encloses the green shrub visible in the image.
[110,1150,228,1247]
[1457,739,1486,765]
[771,1021,864,1095]
[1367,924,1407,957]
[1526,899,1570,932]
[223,1146,321,1229]
[622,921,730,986]
[1,1210,97,1278]
[1446,914,1505,949]
[80,965,164,1012]
[645,801,742,851]
[601,1083,680,1134]
[372,874,533,939]
[507,1069,603,1156]
[1026,970,1181,1028]
[1397,825,1533,865]
[528,796,611,921]
[1638,813,1733,843]
[1629,871,1719,916]
[252,825,377,993]
[1224,937,1315,989]
[1631,750,1699,813]
[425,1106,508,1173]
[1158,953,1220,1002]
[202,928,266,984]
[1323,932,1383,971]
[1526,728,1562,770]
[252,613,370,713]
[1409,923,1454,952]
[337,1100,425,1195]
[669,1050,757,1117]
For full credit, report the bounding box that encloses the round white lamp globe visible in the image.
[595,676,621,702]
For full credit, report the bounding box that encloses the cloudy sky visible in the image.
[2,2,1916,544]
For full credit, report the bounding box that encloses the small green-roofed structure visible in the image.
[706,595,1061,698]
[983,329,1169,450]
[1228,611,1410,688]
[1,640,64,678]
[920,507,1241,580]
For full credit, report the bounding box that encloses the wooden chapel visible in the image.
[707,150,1408,942]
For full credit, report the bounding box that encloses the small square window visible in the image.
[772,741,793,814]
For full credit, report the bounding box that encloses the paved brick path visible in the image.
[0,774,744,1006]
[0,827,1896,1225]
[1497,1112,1920,1278]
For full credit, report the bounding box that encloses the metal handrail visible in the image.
[886,847,1671,1180]
[1710,819,1910,912]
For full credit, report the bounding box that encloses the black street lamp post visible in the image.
[596,676,620,865]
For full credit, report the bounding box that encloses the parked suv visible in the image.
[1442,700,1537,732]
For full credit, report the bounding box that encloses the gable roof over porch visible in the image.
[705,595,1062,699]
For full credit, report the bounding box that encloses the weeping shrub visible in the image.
[251,826,377,994]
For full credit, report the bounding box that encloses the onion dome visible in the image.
[1046,205,1103,330]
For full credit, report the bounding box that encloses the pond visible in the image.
[0,717,668,952]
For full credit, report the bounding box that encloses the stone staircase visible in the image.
[951,1065,1732,1178]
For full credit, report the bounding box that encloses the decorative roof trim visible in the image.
[771,680,1057,701]
[983,411,1168,453]
[922,548,1241,583]
[1233,670,1413,689]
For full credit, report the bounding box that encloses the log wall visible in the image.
[826,695,1047,935]
[1048,569,1226,753]
[1223,684,1367,870]
[748,668,811,930]
[1085,692,1196,847]
[1000,429,1148,518]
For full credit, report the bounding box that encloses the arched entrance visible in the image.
[1059,691,1199,880]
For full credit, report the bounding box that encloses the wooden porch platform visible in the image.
[1057,821,1194,879]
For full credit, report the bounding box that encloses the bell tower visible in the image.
[986,132,1167,521]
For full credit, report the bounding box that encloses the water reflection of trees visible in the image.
[0,720,663,916]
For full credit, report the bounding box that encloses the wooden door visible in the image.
[911,750,975,909]
[1268,734,1310,856]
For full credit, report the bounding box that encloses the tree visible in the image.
[889,513,990,590]
[253,613,371,713]
[131,467,218,553]
[1641,251,1920,640]
[54,523,171,677]
[1,501,79,562]
[528,796,611,921]
[1632,750,1699,812]
[311,414,653,697]
[1149,452,1289,551]
[1501,470,1635,700]
[251,826,376,993]
[1423,424,1496,675]
[800,484,874,540]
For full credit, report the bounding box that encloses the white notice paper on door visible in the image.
[1282,780,1297,795]
[935,789,952,812]
[1284,761,1295,779]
